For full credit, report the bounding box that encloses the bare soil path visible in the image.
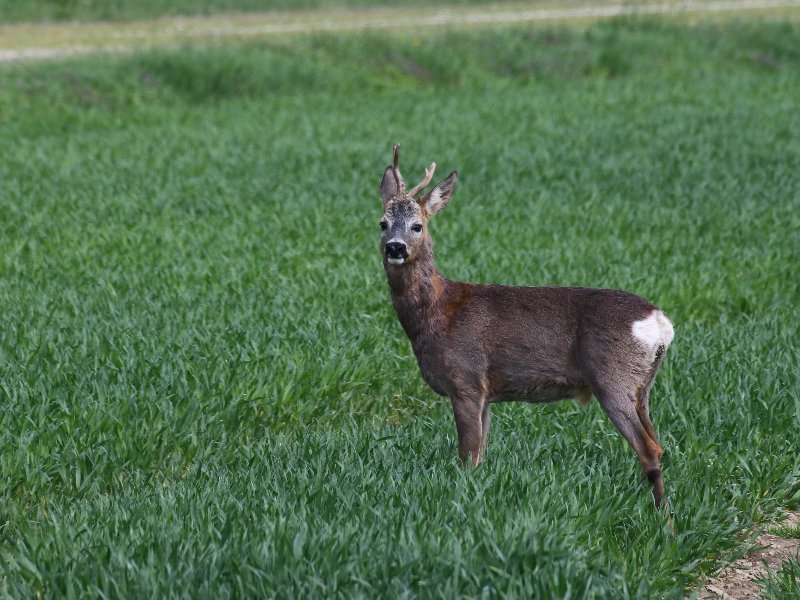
[2,0,800,62]
[699,512,800,599]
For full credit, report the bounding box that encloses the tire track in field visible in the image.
[1,0,800,62]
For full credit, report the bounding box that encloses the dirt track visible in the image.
[699,512,800,599]
[2,0,800,62]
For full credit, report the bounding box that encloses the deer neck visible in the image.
[385,240,447,341]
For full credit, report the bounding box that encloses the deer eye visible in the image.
[380,221,388,231]
[411,223,423,233]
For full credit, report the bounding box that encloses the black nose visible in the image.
[385,241,407,259]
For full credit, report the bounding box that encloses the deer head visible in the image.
[379,144,458,266]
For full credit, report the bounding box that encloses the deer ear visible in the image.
[380,166,403,209]
[421,170,457,215]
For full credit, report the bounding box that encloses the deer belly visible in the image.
[492,374,586,404]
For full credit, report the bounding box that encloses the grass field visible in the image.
[2,0,795,24]
[1,0,517,23]
[1,12,799,599]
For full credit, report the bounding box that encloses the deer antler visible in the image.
[409,162,436,198]
[392,143,405,192]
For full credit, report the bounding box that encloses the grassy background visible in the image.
[1,0,521,23]
[1,16,800,598]
[0,0,762,23]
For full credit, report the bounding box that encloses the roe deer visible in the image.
[378,144,674,508]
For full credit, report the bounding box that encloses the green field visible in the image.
[0,0,512,23]
[1,12,800,599]
[0,0,781,24]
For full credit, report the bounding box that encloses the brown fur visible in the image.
[378,148,673,508]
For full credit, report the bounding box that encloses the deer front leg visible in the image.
[480,400,491,455]
[451,394,483,467]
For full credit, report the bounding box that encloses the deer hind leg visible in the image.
[635,384,662,459]
[635,344,667,459]
[595,387,665,508]
[451,393,484,467]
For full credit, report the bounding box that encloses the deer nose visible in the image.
[385,241,408,259]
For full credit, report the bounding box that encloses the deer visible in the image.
[378,144,674,508]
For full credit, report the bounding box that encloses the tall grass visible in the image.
[1,17,799,598]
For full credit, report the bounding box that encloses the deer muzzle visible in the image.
[385,240,408,265]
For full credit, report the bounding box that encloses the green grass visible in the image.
[1,16,800,598]
[762,557,800,599]
[0,0,770,23]
[0,0,520,23]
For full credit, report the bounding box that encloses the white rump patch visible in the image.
[632,311,674,350]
